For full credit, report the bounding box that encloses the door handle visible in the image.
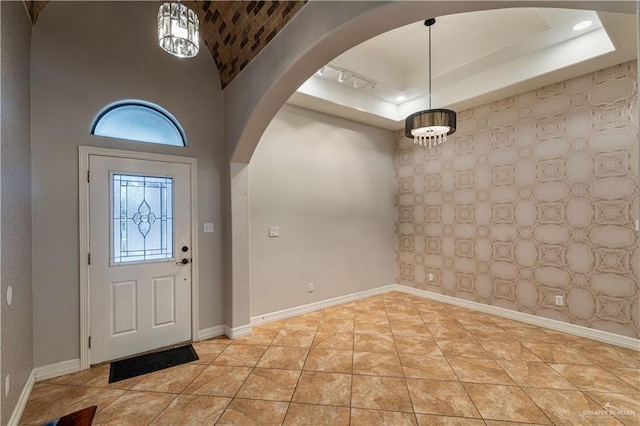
[176,258,190,265]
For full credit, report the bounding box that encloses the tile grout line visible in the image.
[22,292,640,425]
[431,304,501,422]
[348,308,355,426]
[384,295,421,425]
[207,339,258,425]
[278,312,320,424]
[144,393,180,425]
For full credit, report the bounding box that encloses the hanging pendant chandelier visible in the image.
[158,2,200,58]
[405,18,456,148]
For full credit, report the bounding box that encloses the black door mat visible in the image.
[109,344,198,383]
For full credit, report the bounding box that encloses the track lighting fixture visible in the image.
[315,63,376,92]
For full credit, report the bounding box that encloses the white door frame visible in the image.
[79,146,199,369]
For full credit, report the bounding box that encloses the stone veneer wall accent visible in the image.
[185,0,306,89]
[395,61,639,339]
[23,0,47,25]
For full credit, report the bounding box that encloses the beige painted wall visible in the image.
[229,162,251,328]
[249,104,395,316]
[31,1,225,367]
[1,1,33,423]
[396,62,639,339]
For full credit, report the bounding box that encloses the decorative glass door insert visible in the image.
[90,154,192,365]
[112,173,173,264]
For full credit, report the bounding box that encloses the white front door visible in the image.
[89,155,192,364]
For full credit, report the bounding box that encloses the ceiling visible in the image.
[23,0,306,89]
[23,2,637,129]
[288,7,638,131]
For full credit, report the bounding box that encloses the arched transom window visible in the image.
[91,100,187,147]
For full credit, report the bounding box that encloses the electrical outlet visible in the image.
[308,282,314,292]
[428,273,434,282]
[203,223,214,233]
[269,226,280,238]
[555,295,564,306]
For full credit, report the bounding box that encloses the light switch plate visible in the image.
[204,223,214,233]
[269,226,280,237]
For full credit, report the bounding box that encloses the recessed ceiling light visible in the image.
[396,95,406,101]
[572,20,593,31]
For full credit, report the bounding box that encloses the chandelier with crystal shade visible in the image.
[404,18,456,148]
[158,2,200,58]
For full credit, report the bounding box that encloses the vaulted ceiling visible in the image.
[22,1,638,132]
[23,1,307,89]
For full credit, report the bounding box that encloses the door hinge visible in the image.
[88,336,91,349]
[87,170,90,183]
[88,253,91,265]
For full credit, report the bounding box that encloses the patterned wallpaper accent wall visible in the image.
[395,61,639,339]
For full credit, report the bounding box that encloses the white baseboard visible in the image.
[33,358,81,382]
[224,324,252,338]
[247,283,638,350]
[397,285,640,351]
[250,284,397,326]
[24,281,637,402]
[200,324,252,340]
[8,370,34,426]
[198,325,226,341]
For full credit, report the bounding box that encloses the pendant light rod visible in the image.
[425,18,436,109]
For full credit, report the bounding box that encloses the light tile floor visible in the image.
[21,292,640,425]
